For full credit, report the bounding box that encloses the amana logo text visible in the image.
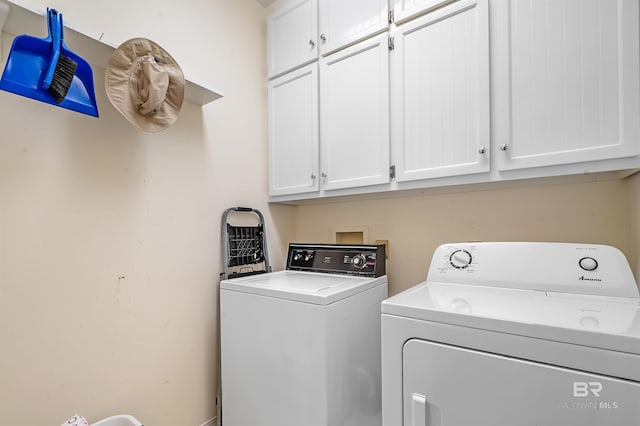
[578,276,602,282]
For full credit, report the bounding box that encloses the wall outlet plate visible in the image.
[375,239,389,258]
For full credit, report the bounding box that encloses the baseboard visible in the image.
[199,417,217,426]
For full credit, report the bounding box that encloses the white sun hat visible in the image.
[105,38,184,132]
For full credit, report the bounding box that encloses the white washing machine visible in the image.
[221,243,388,426]
[382,242,640,426]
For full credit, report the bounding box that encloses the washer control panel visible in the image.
[287,243,386,277]
[428,242,639,298]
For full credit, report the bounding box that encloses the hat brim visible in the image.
[105,38,185,132]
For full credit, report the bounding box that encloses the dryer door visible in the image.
[402,339,640,426]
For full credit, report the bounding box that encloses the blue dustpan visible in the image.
[0,9,98,117]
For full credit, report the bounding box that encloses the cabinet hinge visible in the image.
[389,165,396,179]
[388,36,395,51]
[388,9,395,24]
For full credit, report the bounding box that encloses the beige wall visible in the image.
[629,172,640,283]
[0,1,295,425]
[293,179,636,296]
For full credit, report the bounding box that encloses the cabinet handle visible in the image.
[321,172,327,178]
[310,174,316,180]
[499,144,508,152]
[478,147,486,155]
[320,33,327,42]
[309,39,315,48]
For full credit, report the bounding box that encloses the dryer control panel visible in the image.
[428,242,639,298]
[287,243,386,277]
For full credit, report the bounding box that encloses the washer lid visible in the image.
[221,270,386,305]
[382,282,640,355]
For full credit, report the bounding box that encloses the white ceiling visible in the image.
[256,0,276,7]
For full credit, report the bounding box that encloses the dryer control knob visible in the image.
[450,249,472,269]
[579,257,598,271]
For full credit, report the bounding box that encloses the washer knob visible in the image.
[352,254,366,269]
[579,257,598,271]
[450,249,472,269]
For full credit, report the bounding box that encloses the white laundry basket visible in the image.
[90,415,143,426]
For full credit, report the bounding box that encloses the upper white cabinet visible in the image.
[391,0,490,182]
[320,33,390,191]
[318,0,389,55]
[267,0,318,78]
[391,0,456,24]
[266,0,640,202]
[268,63,319,196]
[494,0,640,172]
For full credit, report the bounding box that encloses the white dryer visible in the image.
[221,243,387,426]
[382,242,640,426]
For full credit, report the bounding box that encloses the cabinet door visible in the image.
[495,0,640,171]
[391,0,456,24]
[268,0,318,78]
[268,63,319,196]
[318,0,388,56]
[320,33,390,191]
[391,0,490,182]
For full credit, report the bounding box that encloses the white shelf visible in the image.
[0,0,223,105]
